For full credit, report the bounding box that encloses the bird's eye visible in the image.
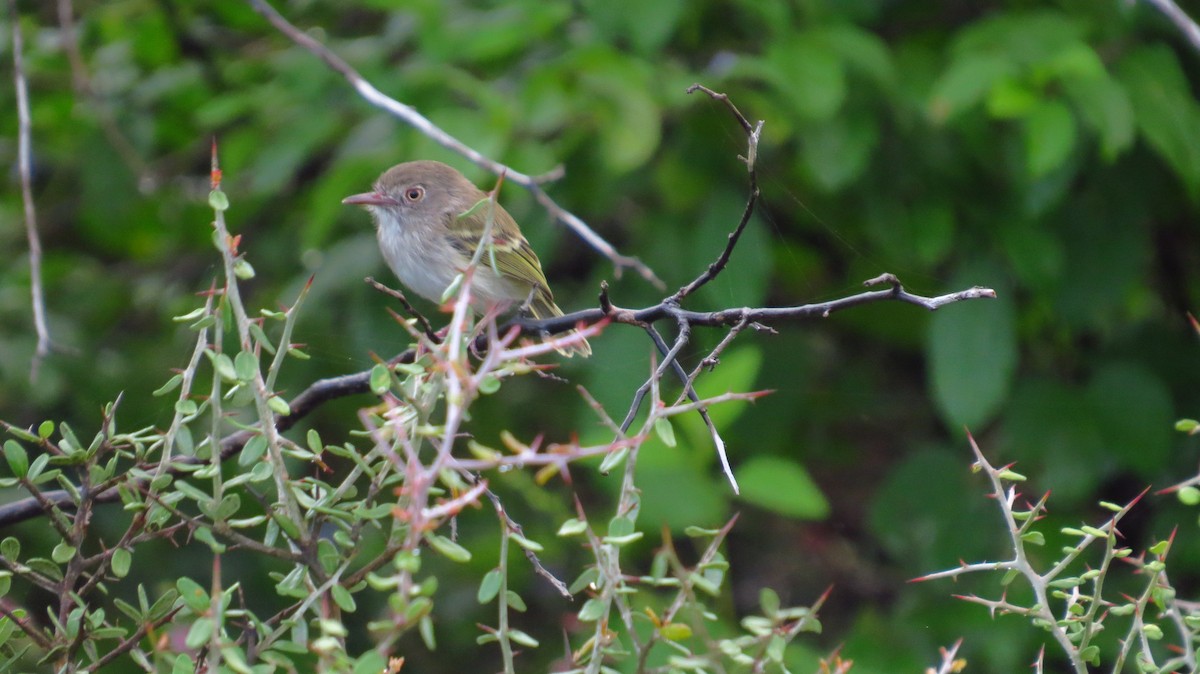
[403,186,425,203]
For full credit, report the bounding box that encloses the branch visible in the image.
[1141,0,1200,51]
[10,2,53,381]
[0,278,992,529]
[516,280,997,336]
[674,85,762,301]
[244,0,662,288]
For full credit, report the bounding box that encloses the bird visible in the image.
[343,160,590,356]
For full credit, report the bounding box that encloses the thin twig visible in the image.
[1141,0,1200,51]
[675,85,763,301]
[244,0,662,288]
[482,484,571,598]
[10,2,53,381]
[367,277,440,343]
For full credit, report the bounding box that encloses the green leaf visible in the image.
[352,652,387,674]
[267,396,291,416]
[929,53,1015,122]
[1024,99,1076,177]
[660,622,692,642]
[870,449,991,566]
[1063,75,1134,160]
[234,351,258,382]
[1116,45,1200,198]
[214,494,242,521]
[171,652,196,671]
[233,259,255,280]
[194,527,226,554]
[766,33,846,121]
[1088,363,1172,479]
[582,0,685,54]
[477,568,502,604]
[985,76,1039,119]
[185,617,213,650]
[0,537,19,560]
[425,534,471,563]
[557,518,588,536]
[153,374,184,397]
[569,568,599,595]
[3,441,28,478]
[607,516,635,538]
[1178,487,1200,506]
[578,598,605,622]
[928,267,1015,429]
[51,542,76,564]
[369,364,391,395]
[760,588,781,617]
[478,374,501,395]
[603,532,644,546]
[595,71,661,172]
[177,577,210,613]
[598,446,628,474]
[800,112,880,192]
[509,532,543,552]
[208,190,229,212]
[238,435,267,467]
[331,585,356,613]
[653,417,676,447]
[736,456,830,519]
[1020,531,1045,546]
[111,548,132,578]
[505,590,527,612]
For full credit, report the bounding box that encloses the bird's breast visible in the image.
[376,220,528,310]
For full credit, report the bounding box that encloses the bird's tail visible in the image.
[528,294,592,358]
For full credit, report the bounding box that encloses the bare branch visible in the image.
[10,2,53,381]
[1140,0,1200,51]
[675,85,763,301]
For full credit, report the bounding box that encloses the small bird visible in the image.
[343,160,591,357]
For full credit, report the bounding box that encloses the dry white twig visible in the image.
[1140,0,1200,51]
[10,2,53,381]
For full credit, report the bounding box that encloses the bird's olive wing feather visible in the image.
[448,200,555,300]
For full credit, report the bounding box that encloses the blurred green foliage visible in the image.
[3,0,1200,670]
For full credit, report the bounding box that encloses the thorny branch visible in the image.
[0,82,996,530]
[244,0,663,288]
[0,278,994,529]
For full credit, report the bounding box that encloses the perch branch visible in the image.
[0,280,992,529]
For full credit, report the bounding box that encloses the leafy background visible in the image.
[2,0,1200,671]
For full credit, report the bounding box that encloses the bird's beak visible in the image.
[342,191,400,207]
